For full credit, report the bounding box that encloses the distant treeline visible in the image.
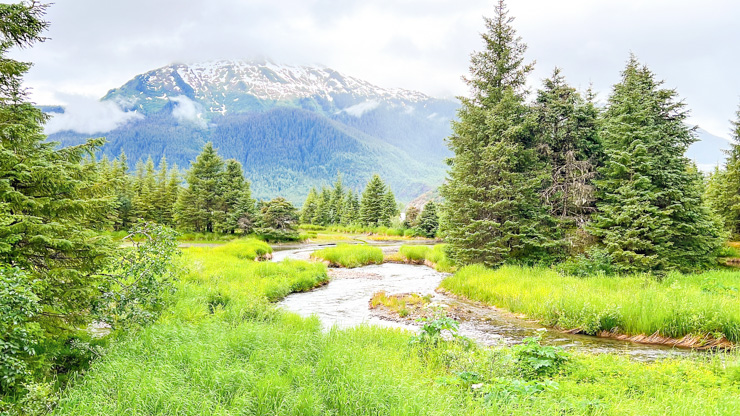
[97,142,421,240]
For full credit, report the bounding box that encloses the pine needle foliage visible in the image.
[0,2,117,333]
[440,0,557,267]
[589,56,722,273]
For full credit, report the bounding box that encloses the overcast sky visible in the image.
[12,0,740,139]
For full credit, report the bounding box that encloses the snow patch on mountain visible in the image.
[136,59,430,107]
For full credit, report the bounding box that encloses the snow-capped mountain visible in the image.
[104,59,440,116]
[51,60,458,203]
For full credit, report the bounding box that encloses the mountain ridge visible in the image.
[48,59,457,203]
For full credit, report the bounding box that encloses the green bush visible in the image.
[513,337,569,379]
[254,227,301,242]
[312,244,383,268]
[0,265,42,395]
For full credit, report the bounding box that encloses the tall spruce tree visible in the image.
[360,174,389,226]
[232,181,257,234]
[174,142,224,232]
[705,105,740,237]
[0,2,116,341]
[590,57,722,273]
[417,201,439,238]
[217,159,248,233]
[383,188,398,226]
[112,151,134,230]
[329,173,345,224]
[440,0,556,267]
[152,156,171,225]
[340,190,360,225]
[312,187,332,226]
[300,188,319,224]
[534,69,601,232]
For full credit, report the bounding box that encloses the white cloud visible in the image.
[343,100,380,117]
[13,0,740,143]
[44,93,141,135]
[170,95,205,127]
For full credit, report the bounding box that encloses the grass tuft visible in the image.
[311,244,383,268]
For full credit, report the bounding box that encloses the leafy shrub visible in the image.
[0,265,42,395]
[403,228,424,237]
[410,313,470,348]
[716,244,740,258]
[512,337,569,379]
[95,223,181,330]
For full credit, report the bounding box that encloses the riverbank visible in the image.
[441,264,740,349]
[53,241,740,414]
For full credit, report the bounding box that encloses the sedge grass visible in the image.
[53,242,740,415]
[398,244,456,272]
[442,264,740,342]
[311,244,383,268]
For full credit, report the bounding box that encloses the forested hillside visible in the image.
[47,60,456,202]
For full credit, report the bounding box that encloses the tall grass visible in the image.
[326,225,425,239]
[398,244,456,272]
[311,244,383,268]
[442,265,740,342]
[53,242,740,415]
[209,238,272,260]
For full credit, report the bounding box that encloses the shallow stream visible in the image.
[275,244,701,361]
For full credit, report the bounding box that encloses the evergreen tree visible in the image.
[403,205,420,228]
[174,142,224,232]
[133,157,156,221]
[152,156,171,224]
[233,182,257,234]
[533,69,602,240]
[312,187,332,226]
[256,197,299,241]
[217,159,248,233]
[340,190,360,225]
[440,0,556,267]
[360,174,389,226]
[417,201,439,238]
[113,151,134,230]
[383,188,398,226]
[329,173,345,224]
[590,57,722,273]
[300,188,319,224]
[0,1,116,355]
[164,165,180,224]
[706,105,740,237]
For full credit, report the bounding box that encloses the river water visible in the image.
[275,244,702,361]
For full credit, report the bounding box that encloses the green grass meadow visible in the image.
[52,240,740,415]
[442,264,740,342]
